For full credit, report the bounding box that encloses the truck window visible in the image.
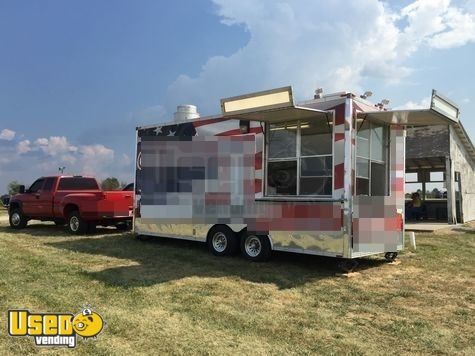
[28,179,45,193]
[43,178,55,191]
[266,118,333,196]
[57,177,99,190]
[355,120,389,196]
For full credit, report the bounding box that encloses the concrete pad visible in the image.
[405,222,460,232]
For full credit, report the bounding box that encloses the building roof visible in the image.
[452,120,475,165]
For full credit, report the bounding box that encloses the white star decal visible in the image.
[154,126,162,135]
[167,130,176,136]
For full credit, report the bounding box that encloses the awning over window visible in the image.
[221,105,330,123]
[357,109,458,126]
[220,86,330,123]
[357,90,459,126]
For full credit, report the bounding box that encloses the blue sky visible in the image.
[1,0,474,191]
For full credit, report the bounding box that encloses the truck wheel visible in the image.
[67,211,88,234]
[116,221,132,231]
[207,226,239,256]
[9,209,28,229]
[241,234,271,262]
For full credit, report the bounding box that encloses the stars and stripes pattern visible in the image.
[137,118,264,196]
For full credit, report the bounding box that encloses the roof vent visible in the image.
[174,105,200,122]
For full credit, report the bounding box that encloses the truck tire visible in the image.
[207,226,239,256]
[116,221,132,231]
[67,211,88,235]
[241,234,271,262]
[9,208,28,229]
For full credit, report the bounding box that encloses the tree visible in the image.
[101,177,120,191]
[7,180,22,195]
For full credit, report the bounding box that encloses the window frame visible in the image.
[28,178,45,193]
[355,120,390,196]
[264,118,334,197]
[57,177,100,191]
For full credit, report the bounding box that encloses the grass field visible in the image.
[0,207,474,355]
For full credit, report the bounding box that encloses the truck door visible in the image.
[352,121,404,255]
[21,178,45,217]
[36,177,56,217]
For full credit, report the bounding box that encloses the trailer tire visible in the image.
[9,208,28,229]
[385,252,398,262]
[338,259,358,272]
[67,211,88,235]
[207,226,239,256]
[241,234,271,262]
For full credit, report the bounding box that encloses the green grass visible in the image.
[0,207,473,355]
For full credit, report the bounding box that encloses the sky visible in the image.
[1,0,475,192]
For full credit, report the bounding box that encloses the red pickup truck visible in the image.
[8,176,133,234]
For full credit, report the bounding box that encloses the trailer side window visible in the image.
[266,118,333,196]
[356,121,388,196]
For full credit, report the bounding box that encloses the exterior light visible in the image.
[239,120,250,134]
[360,91,373,99]
[314,88,324,99]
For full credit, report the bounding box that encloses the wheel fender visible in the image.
[8,200,23,214]
[226,224,247,233]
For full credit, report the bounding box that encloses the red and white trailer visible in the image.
[133,86,459,263]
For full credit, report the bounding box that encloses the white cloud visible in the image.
[78,144,115,175]
[0,129,15,141]
[395,96,432,110]
[399,0,475,51]
[34,136,78,157]
[119,153,132,167]
[165,0,475,114]
[16,140,31,154]
[14,135,117,179]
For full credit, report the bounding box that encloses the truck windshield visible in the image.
[57,178,99,190]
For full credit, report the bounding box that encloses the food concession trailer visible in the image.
[134,87,459,262]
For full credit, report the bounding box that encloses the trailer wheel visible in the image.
[9,208,28,229]
[67,211,88,235]
[241,234,271,262]
[338,259,358,273]
[207,226,239,256]
[385,252,398,262]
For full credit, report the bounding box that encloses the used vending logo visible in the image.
[8,307,105,348]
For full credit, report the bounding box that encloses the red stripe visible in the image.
[216,127,262,136]
[205,192,230,204]
[334,163,344,189]
[193,117,229,128]
[255,152,262,170]
[334,105,345,126]
[334,133,344,142]
[255,179,262,193]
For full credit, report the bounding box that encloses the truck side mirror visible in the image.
[18,185,25,194]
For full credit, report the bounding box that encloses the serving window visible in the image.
[355,120,389,196]
[266,118,333,196]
